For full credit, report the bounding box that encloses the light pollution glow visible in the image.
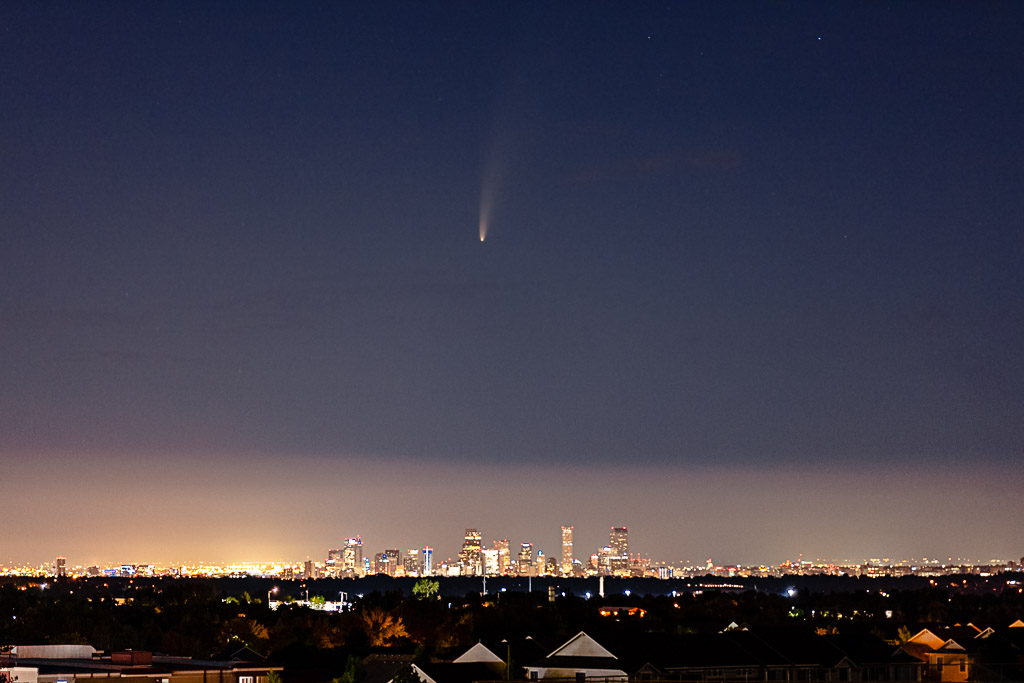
[3,450,1020,567]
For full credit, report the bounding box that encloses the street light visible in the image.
[268,586,278,606]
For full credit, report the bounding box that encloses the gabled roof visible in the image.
[906,629,946,649]
[453,643,504,664]
[411,663,436,683]
[936,640,966,653]
[547,632,617,660]
[1009,619,1024,628]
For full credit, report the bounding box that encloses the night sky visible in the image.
[3,3,1022,567]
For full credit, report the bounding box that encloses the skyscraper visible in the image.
[326,548,343,577]
[459,528,482,576]
[495,539,510,575]
[375,548,400,576]
[342,536,363,577]
[610,526,628,575]
[403,549,421,576]
[518,542,534,576]
[482,547,499,575]
[422,547,433,576]
[561,526,574,576]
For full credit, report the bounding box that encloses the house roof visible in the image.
[936,640,966,653]
[907,629,947,649]
[547,632,617,660]
[453,643,504,664]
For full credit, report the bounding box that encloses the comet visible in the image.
[478,167,496,243]
[478,140,503,244]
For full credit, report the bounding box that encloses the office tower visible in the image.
[343,536,363,577]
[303,559,315,580]
[404,549,421,576]
[459,528,482,576]
[561,526,574,576]
[422,547,433,576]
[482,548,499,575]
[494,539,511,575]
[518,542,534,576]
[610,526,628,556]
[56,556,66,578]
[385,549,400,577]
[610,526,628,574]
[374,549,400,577]
[326,548,343,578]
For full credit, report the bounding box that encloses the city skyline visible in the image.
[3,4,1022,568]
[4,490,1020,570]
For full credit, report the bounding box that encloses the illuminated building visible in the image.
[422,547,433,576]
[375,549,400,576]
[482,547,500,575]
[459,529,482,576]
[343,537,363,577]
[610,526,628,575]
[56,556,66,578]
[326,548,344,577]
[404,549,421,576]
[494,539,510,575]
[561,526,573,576]
[518,542,534,576]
